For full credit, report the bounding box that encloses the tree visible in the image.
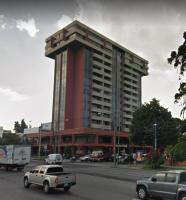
[20,119,28,133]
[2,133,21,145]
[170,135,186,162]
[14,119,28,133]
[168,31,186,115]
[131,98,179,148]
[14,121,21,133]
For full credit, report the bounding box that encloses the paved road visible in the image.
[62,161,156,182]
[0,161,156,200]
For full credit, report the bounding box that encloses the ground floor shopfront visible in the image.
[26,128,128,156]
[26,128,152,157]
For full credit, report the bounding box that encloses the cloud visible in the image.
[1,23,7,29]
[16,18,39,37]
[0,15,4,20]
[0,15,6,30]
[56,14,73,29]
[0,87,29,102]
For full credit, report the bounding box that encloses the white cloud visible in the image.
[0,87,29,102]
[0,15,6,30]
[1,23,7,29]
[57,15,73,29]
[16,18,39,37]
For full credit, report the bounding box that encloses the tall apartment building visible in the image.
[26,21,149,156]
[45,20,148,134]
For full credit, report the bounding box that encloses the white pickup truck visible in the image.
[24,165,76,193]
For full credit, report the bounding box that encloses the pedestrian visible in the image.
[132,153,136,164]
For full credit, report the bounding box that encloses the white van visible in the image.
[45,154,63,165]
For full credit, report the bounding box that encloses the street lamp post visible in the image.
[113,126,117,167]
[154,123,157,151]
[38,125,42,157]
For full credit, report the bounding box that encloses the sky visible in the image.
[0,0,186,130]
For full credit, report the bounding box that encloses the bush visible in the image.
[170,141,186,162]
[145,151,164,169]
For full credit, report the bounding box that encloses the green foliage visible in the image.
[14,119,28,133]
[168,31,186,115]
[2,133,21,145]
[146,151,164,169]
[131,98,179,147]
[170,135,186,162]
[180,119,186,134]
[21,119,28,132]
[64,147,72,158]
[14,121,21,133]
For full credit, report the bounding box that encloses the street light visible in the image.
[153,123,157,151]
[38,125,42,157]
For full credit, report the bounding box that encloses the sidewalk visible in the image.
[64,159,147,170]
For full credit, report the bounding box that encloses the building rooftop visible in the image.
[45,20,148,65]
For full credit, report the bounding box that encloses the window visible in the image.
[93,72,102,78]
[104,106,110,111]
[104,54,111,60]
[40,167,46,174]
[46,167,63,174]
[33,169,39,173]
[179,173,186,184]
[93,65,101,70]
[104,69,111,74]
[94,57,102,63]
[104,61,111,67]
[153,173,166,182]
[104,83,111,88]
[104,91,111,95]
[166,173,177,183]
[104,76,111,81]
[104,98,110,103]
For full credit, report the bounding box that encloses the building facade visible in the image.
[45,20,148,133]
[27,21,148,155]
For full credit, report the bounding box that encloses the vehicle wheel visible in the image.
[24,177,31,188]
[137,186,148,200]
[64,186,70,192]
[179,193,186,200]
[43,181,50,194]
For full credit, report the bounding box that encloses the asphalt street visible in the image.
[0,161,156,200]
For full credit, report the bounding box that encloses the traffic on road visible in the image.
[0,157,186,200]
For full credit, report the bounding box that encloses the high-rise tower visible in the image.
[45,21,148,133]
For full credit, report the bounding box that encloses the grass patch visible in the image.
[32,156,46,161]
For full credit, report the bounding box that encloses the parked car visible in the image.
[45,154,63,165]
[24,165,76,193]
[80,155,90,162]
[70,156,77,162]
[136,170,186,200]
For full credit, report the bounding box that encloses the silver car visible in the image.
[136,170,186,200]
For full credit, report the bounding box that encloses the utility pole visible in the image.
[154,123,157,151]
[38,125,41,157]
[114,125,117,167]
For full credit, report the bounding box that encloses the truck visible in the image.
[0,145,31,171]
[24,165,76,193]
[90,150,103,162]
[136,170,186,200]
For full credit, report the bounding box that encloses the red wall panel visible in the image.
[65,47,85,129]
